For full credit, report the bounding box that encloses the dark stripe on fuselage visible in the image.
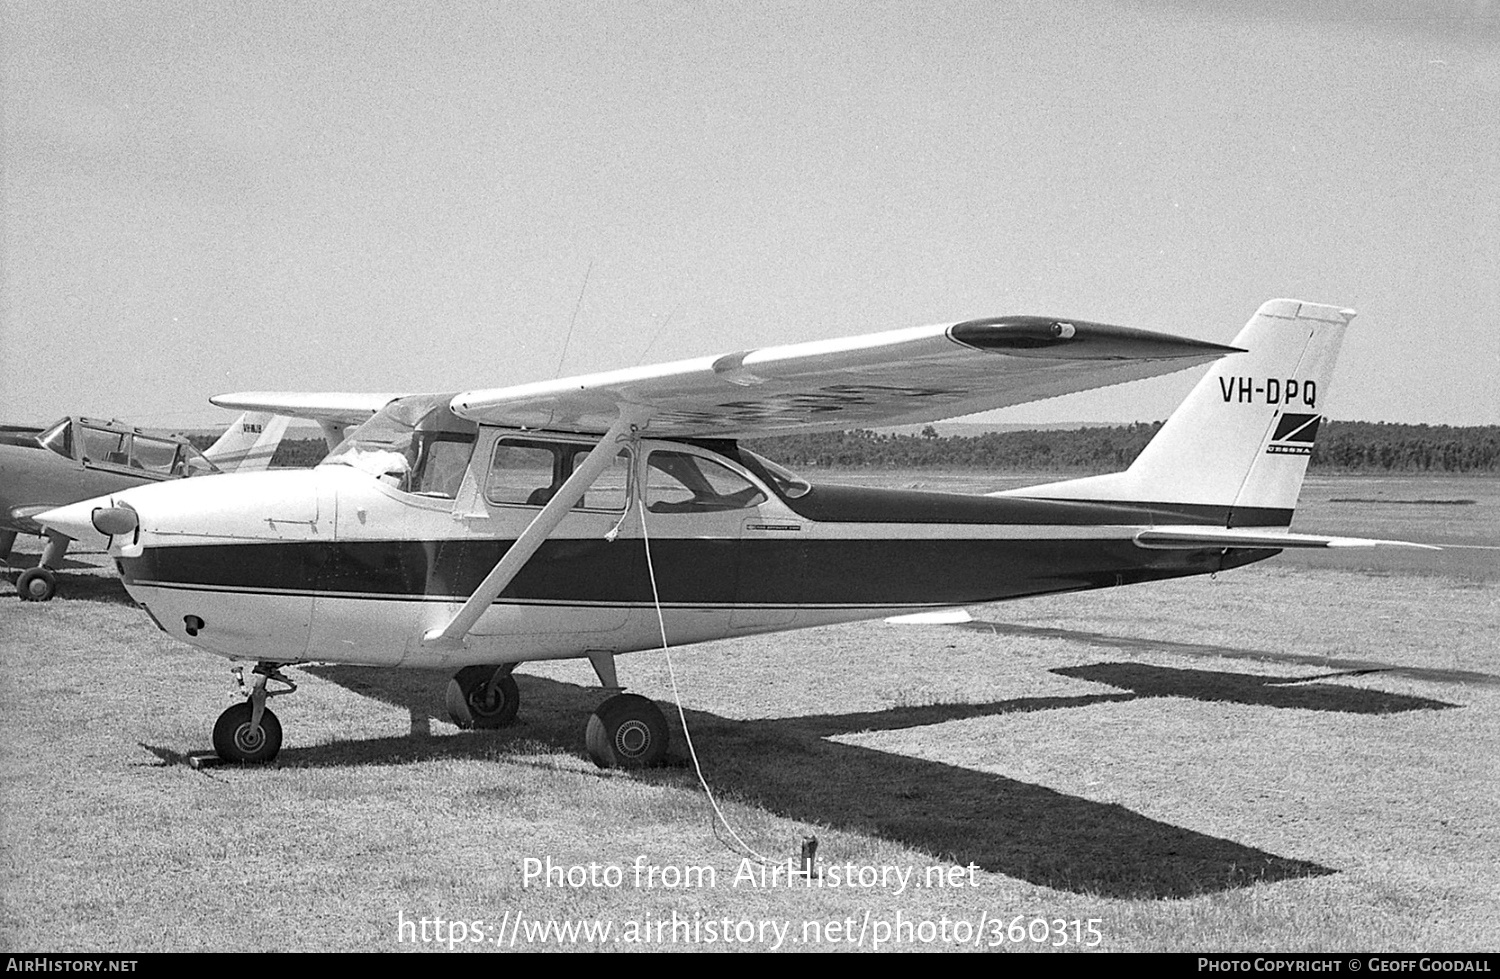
[1037,500,1295,529]
[119,536,1277,607]
[722,444,1292,528]
[766,485,1293,529]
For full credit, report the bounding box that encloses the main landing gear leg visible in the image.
[446,664,520,729]
[584,651,668,770]
[212,663,295,764]
[442,654,670,770]
[16,531,69,602]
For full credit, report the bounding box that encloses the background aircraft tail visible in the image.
[202,412,291,472]
[999,299,1354,528]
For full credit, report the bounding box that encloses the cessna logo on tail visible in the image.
[1219,376,1317,407]
[1266,412,1321,455]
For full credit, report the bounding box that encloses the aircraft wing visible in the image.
[5,504,55,535]
[1134,527,1442,550]
[449,316,1243,437]
[210,391,408,453]
[209,392,404,426]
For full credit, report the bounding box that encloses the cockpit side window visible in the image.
[486,440,559,505]
[79,426,129,467]
[486,438,631,511]
[569,446,630,511]
[409,432,475,498]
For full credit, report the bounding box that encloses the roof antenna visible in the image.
[634,301,683,367]
[554,261,593,378]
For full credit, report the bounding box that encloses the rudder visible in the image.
[1001,299,1354,526]
[202,412,292,472]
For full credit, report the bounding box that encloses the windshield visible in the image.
[170,439,220,477]
[38,419,73,460]
[322,394,478,498]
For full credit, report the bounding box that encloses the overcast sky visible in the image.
[3,0,1497,430]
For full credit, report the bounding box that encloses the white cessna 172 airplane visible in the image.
[38,299,1429,768]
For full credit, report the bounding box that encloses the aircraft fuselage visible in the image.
[98,429,1273,670]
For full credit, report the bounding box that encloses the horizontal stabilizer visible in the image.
[885,609,974,624]
[1134,527,1440,551]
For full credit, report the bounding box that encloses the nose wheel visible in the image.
[213,702,283,764]
[213,663,296,764]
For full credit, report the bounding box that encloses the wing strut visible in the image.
[422,406,651,647]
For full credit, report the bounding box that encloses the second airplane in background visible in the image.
[1,412,290,600]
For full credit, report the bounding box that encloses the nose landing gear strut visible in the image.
[212,663,296,764]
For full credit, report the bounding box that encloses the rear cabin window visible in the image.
[131,435,182,475]
[486,438,631,511]
[645,451,766,513]
[80,426,129,467]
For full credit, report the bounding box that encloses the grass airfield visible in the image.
[1,472,1496,953]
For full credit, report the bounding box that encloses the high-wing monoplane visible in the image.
[38,300,1431,766]
[2,412,294,600]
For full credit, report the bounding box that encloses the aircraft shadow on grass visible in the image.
[1051,662,1458,714]
[960,618,1499,690]
[239,657,1446,900]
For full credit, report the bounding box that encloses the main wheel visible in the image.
[586,694,668,769]
[446,666,520,729]
[212,702,283,764]
[17,567,57,602]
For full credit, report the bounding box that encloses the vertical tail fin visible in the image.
[202,412,292,472]
[1002,299,1354,527]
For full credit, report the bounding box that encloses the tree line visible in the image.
[197,420,1499,474]
[742,421,1499,473]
